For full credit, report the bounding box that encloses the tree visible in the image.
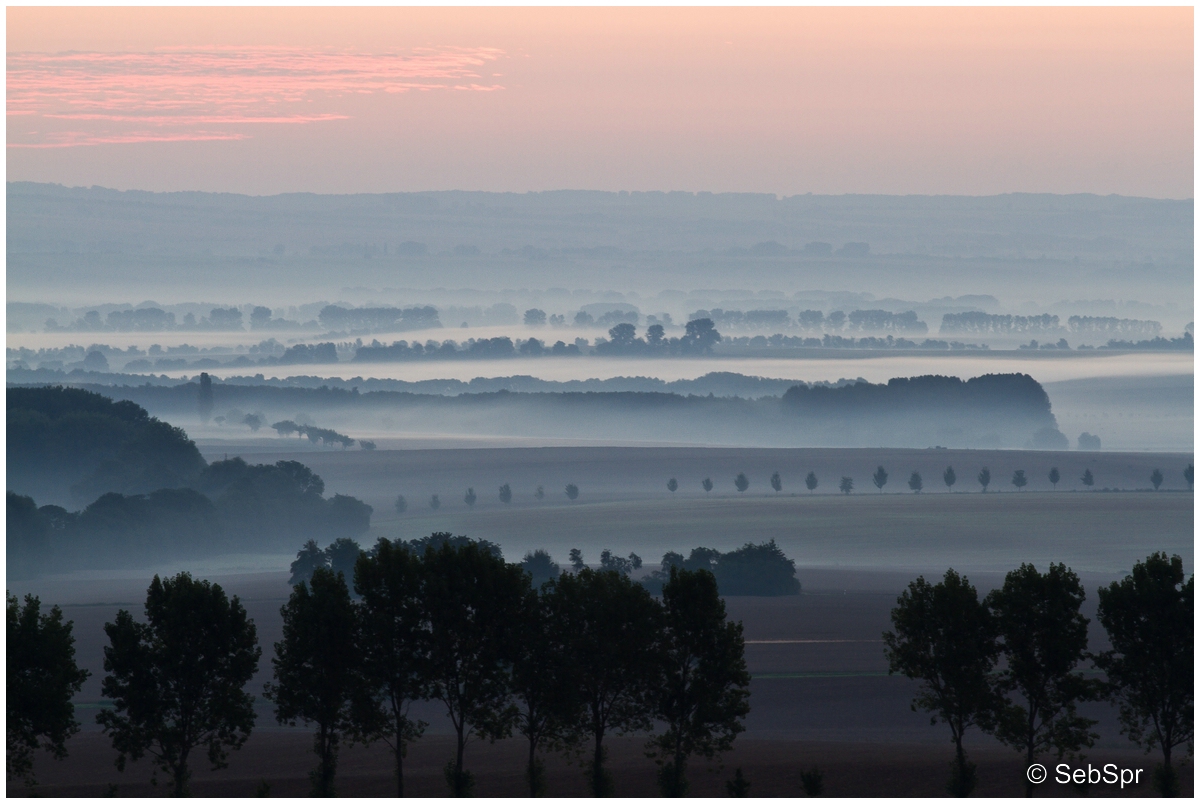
[702,477,713,494]
[770,472,782,493]
[667,478,678,493]
[464,488,477,508]
[1185,464,1193,490]
[1081,469,1094,489]
[535,485,545,500]
[511,585,572,796]
[943,466,956,492]
[600,549,643,576]
[734,473,750,493]
[1048,467,1060,490]
[430,494,441,511]
[394,495,408,514]
[872,466,888,493]
[565,483,579,501]
[647,568,750,796]
[421,541,528,795]
[499,484,513,504]
[681,318,721,354]
[726,768,750,796]
[985,564,1098,797]
[908,471,923,493]
[524,308,547,327]
[7,593,90,788]
[548,569,661,795]
[1011,470,1028,492]
[1094,553,1193,796]
[242,413,263,432]
[98,573,260,796]
[326,538,362,581]
[883,570,998,796]
[1150,468,1164,491]
[839,476,853,495]
[521,549,562,588]
[352,540,428,797]
[198,372,214,423]
[805,472,818,493]
[978,467,991,493]
[267,568,359,796]
[569,548,585,572]
[289,540,327,585]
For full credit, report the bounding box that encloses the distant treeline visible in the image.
[940,312,1166,339]
[721,334,987,351]
[43,306,302,333]
[317,304,440,333]
[688,308,928,334]
[7,387,374,577]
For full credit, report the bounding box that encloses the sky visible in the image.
[6,7,1194,198]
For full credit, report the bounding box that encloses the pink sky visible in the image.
[6,7,1193,197]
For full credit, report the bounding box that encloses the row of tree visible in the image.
[394,483,580,513]
[7,540,751,797]
[884,553,1193,797]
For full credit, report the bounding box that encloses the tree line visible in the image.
[7,538,751,798]
[885,553,1192,797]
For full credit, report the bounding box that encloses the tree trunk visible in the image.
[172,745,191,797]
[394,742,404,798]
[454,722,467,796]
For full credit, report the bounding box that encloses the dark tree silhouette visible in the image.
[1094,553,1193,796]
[464,488,477,508]
[1048,467,1060,490]
[1185,464,1194,490]
[351,540,428,797]
[565,483,579,501]
[520,549,562,588]
[548,569,661,795]
[394,495,407,514]
[908,471,923,493]
[1151,469,1164,491]
[734,473,750,493]
[421,542,528,796]
[1012,470,1028,492]
[198,372,214,423]
[1081,469,1094,489]
[839,476,853,495]
[872,466,888,493]
[648,568,750,797]
[499,484,513,504]
[681,318,721,354]
[944,466,956,492]
[884,570,998,797]
[267,568,358,797]
[429,494,441,511]
[7,593,90,788]
[325,538,362,581]
[978,467,992,493]
[770,472,782,493]
[986,564,1099,797]
[599,549,643,576]
[535,485,545,500]
[569,548,585,572]
[511,584,572,796]
[667,478,678,493]
[726,768,751,796]
[702,478,713,494]
[805,472,818,493]
[98,574,260,797]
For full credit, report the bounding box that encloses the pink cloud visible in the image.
[7,45,505,148]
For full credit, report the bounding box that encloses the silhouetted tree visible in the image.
[198,372,214,423]
[524,308,547,327]
[499,484,513,504]
[884,570,998,797]
[429,494,441,511]
[324,538,362,582]
[521,549,562,588]
[1151,469,1164,491]
[726,768,750,796]
[667,478,678,493]
[839,477,853,495]
[242,413,263,432]
[1185,464,1193,490]
[1048,467,1060,490]
[770,472,782,493]
[351,540,428,797]
[359,440,376,451]
[289,540,327,586]
[267,568,358,797]
[421,542,528,796]
[1012,470,1028,492]
[944,466,957,492]
[1094,553,1193,796]
[681,318,721,354]
[805,472,818,493]
[647,568,750,797]
[978,467,991,493]
[394,495,408,514]
[7,593,90,788]
[569,549,585,572]
[734,473,750,493]
[464,488,477,508]
[98,574,260,796]
[548,569,661,796]
[599,549,643,576]
[511,585,572,796]
[908,472,923,493]
[872,466,888,493]
[702,478,714,494]
[1081,469,1094,489]
[986,564,1099,797]
[565,483,579,501]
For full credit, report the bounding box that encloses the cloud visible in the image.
[7,45,505,148]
